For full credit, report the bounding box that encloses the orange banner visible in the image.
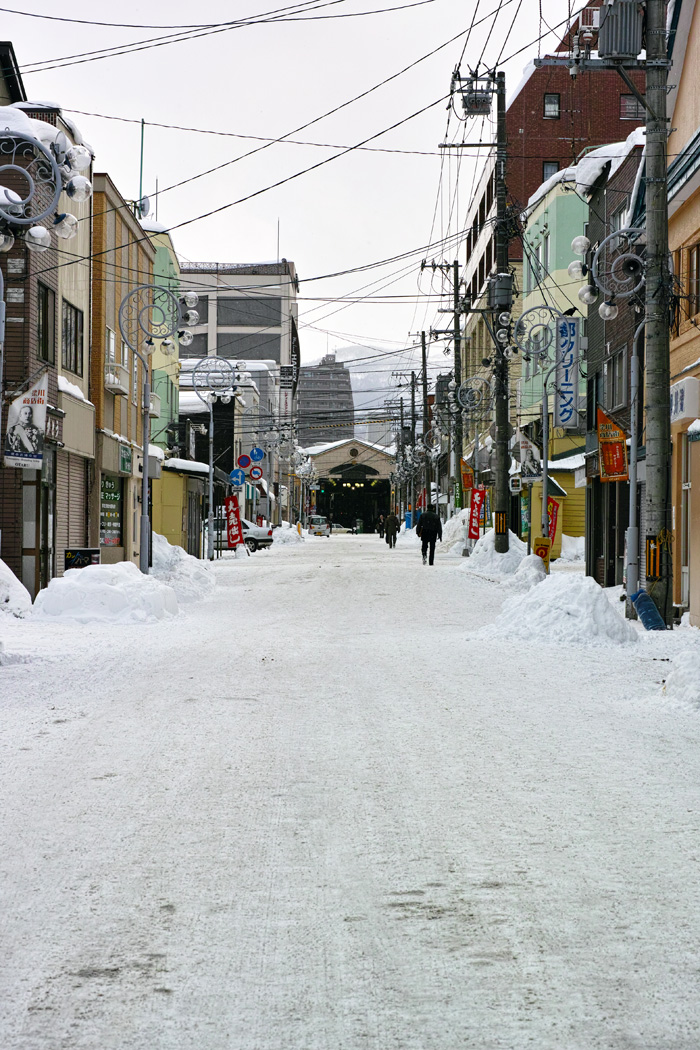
[597,406,628,482]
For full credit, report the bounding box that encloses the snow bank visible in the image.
[439,510,470,556]
[663,651,700,705]
[559,533,585,562]
[151,533,214,603]
[33,562,178,624]
[464,528,526,576]
[0,559,32,617]
[506,552,547,593]
[485,572,637,646]
[396,525,420,548]
[270,522,304,546]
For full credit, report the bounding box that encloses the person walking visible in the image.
[377,514,385,539]
[416,504,442,565]
[384,511,399,549]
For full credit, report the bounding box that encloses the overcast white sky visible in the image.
[5,0,564,378]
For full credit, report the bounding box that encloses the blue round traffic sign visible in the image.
[229,468,246,486]
[237,454,251,469]
[250,446,265,462]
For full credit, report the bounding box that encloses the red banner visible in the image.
[468,487,485,539]
[547,496,560,541]
[225,495,244,548]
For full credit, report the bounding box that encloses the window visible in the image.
[543,161,559,182]
[607,347,627,411]
[687,245,700,318]
[106,326,116,363]
[610,203,628,232]
[543,233,550,275]
[543,93,560,118]
[121,339,129,367]
[61,300,83,375]
[620,94,645,120]
[37,283,55,364]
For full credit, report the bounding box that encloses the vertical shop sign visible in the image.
[469,487,485,539]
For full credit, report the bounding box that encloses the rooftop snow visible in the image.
[575,127,646,197]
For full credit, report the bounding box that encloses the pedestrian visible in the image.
[385,511,399,549]
[377,513,385,539]
[416,503,442,565]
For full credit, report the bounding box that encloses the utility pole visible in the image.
[421,331,431,509]
[493,70,511,555]
[453,259,463,507]
[399,397,405,517]
[644,0,673,624]
[411,370,417,524]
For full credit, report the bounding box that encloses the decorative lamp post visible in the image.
[119,284,195,573]
[0,127,88,442]
[192,356,236,561]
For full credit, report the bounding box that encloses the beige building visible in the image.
[90,174,156,566]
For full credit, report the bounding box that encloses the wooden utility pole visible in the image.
[421,331,431,507]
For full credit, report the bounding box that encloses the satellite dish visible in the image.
[52,131,68,166]
[139,196,150,218]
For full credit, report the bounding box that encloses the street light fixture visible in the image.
[119,284,194,573]
[0,127,91,455]
[191,356,236,561]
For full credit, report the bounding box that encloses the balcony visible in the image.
[104,362,130,396]
[148,392,161,419]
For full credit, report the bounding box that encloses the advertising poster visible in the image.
[3,372,49,469]
[547,496,560,541]
[597,406,629,482]
[554,317,580,428]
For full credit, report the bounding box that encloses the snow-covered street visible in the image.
[2,535,700,1049]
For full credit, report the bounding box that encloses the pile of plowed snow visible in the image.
[151,532,214,602]
[33,562,178,624]
[0,559,32,617]
[439,509,469,556]
[463,528,526,576]
[270,522,304,545]
[663,651,700,705]
[483,572,637,646]
[505,552,547,592]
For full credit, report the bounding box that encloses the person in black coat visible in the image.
[416,504,442,565]
[384,512,399,548]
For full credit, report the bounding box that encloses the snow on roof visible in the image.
[139,218,171,235]
[525,165,577,213]
[58,375,93,405]
[303,437,395,457]
[575,127,646,198]
[10,102,93,155]
[178,392,209,414]
[148,444,165,461]
[163,458,210,474]
[548,453,585,471]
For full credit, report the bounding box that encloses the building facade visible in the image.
[297,352,354,445]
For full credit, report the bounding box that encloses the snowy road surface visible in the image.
[2,535,700,1049]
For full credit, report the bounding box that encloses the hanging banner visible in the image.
[519,435,542,483]
[3,372,49,469]
[460,458,474,491]
[554,317,580,428]
[468,487,485,539]
[547,496,560,541]
[597,406,629,482]
[224,494,244,548]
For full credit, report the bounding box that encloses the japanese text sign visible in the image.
[468,487,485,540]
[224,495,244,548]
[554,318,579,429]
[546,496,560,541]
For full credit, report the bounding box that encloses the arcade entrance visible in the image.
[314,472,391,532]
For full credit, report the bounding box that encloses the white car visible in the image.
[308,515,330,537]
[213,516,274,552]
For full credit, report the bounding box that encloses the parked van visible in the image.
[308,515,330,537]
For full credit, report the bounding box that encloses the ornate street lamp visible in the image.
[119,284,196,573]
[192,356,236,560]
[0,127,89,442]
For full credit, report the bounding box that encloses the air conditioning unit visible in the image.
[598,0,644,60]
